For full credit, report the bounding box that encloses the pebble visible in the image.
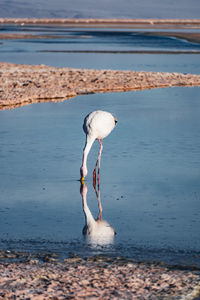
[0,256,199,299]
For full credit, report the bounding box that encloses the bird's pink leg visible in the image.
[93,139,103,187]
[97,139,103,186]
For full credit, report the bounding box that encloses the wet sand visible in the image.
[0,254,200,300]
[1,62,200,110]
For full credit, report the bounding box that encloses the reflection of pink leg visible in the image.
[97,169,100,186]
[93,165,97,188]
[93,177,102,221]
[97,197,102,220]
[93,139,103,186]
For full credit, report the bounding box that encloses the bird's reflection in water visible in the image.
[80,182,116,246]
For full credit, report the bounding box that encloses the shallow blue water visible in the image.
[1,25,200,73]
[0,24,200,265]
[0,87,200,266]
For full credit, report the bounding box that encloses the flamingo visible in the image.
[80,110,117,184]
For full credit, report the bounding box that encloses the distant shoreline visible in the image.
[1,18,200,29]
[1,19,200,44]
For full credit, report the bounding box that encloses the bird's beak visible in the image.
[80,177,85,185]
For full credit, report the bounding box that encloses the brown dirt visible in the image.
[1,62,200,110]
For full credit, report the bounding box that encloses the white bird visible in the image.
[80,110,117,184]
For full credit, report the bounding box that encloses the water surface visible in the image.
[0,87,200,266]
[0,24,200,265]
[1,25,200,73]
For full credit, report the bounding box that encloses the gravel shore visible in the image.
[1,62,200,110]
[0,256,200,300]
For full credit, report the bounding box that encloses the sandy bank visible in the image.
[0,256,200,299]
[1,62,200,110]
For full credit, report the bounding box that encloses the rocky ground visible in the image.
[1,62,200,110]
[0,254,200,300]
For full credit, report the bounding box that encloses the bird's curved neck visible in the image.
[81,135,95,172]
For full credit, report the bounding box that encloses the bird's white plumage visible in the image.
[80,110,117,179]
[83,110,116,140]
